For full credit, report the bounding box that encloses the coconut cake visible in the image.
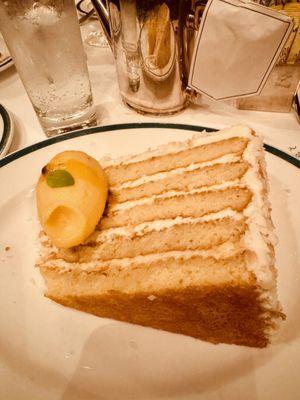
[37,125,285,348]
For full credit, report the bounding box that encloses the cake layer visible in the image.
[40,251,278,347]
[100,125,253,170]
[104,137,248,186]
[53,216,247,262]
[48,284,273,347]
[112,154,241,190]
[40,252,269,348]
[38,239,246,269]
[111,160,249,203]
[101,186,252,229]
[40,253,250,296]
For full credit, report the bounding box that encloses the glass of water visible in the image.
[0,0,97,137]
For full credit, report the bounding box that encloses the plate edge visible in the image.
[0,104,12,156]
[0,122,299,169]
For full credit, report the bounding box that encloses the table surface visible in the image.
[0,20,299,158]
[0,16,300,400]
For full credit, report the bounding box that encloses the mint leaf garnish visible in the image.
[46,169,75,188]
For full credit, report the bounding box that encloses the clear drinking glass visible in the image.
[0,0,97,137]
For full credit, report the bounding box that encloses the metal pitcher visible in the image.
[91,0,204,114]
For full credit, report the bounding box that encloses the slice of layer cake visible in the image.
[37,125,285,348]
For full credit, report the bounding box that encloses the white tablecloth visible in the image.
[0,22,299,157]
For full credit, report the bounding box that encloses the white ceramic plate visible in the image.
[0,35,13,73]
[0,104,14,158]
[0,123,299,400]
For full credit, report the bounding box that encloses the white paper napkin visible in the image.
[188,0,294,101]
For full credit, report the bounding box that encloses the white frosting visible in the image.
[40,240,243,271]
[100,125,252,168]
[239,136,276,278]
[110,179,243,213]
[112,154,241,191]
[237,134,281,321]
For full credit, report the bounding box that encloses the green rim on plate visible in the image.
[0,122,299,169]
[0,103,12,156]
